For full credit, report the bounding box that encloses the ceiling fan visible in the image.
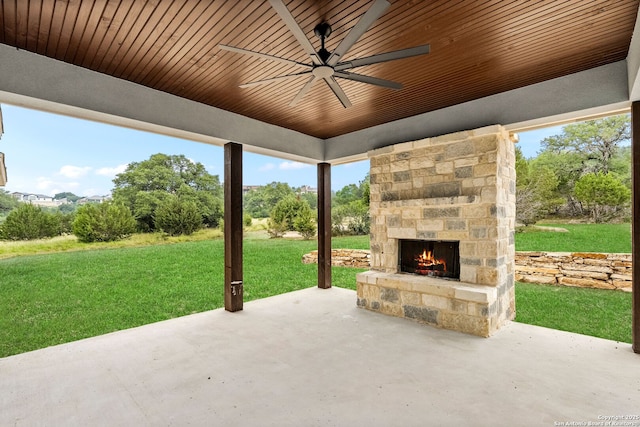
[219,0,430,108]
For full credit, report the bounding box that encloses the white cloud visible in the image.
[279,161,310,170]
[36,177,55,190]
[259,163,276,172]
[33,177,78,195]
[95,164,128,177]
[58,165,92,178]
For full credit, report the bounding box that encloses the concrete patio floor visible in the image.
[1,287,638,426]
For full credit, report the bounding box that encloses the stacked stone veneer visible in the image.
[302,249,371,269]
[356,125,516,337]
[516,251,632,291]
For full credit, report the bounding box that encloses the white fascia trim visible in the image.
[627,6,640,102]
[324,61,630,163]
[0,45,324,164]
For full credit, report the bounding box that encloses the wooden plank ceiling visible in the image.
[0,1,638,139]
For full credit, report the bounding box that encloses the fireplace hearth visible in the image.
[356,125,516,337]
[399,240,460,279]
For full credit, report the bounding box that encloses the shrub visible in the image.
[266,217,288,238]
[270,196,307,231]
[55,211,76,235]
[155,196,203,236]
[0,203,60,240]
[243,213,253,228]
[293,204,316,240]
[574,172,630,223]
[331,200,370,236]
[73,202,136,243]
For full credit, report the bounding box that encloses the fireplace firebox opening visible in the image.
[399,239,460,280]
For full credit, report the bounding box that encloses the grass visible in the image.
[0,235,369,358]
[0,222,635,357]
[515,282,632,343]
[515,222,631,253]
[0,228,224,260]
[514,222,632,342]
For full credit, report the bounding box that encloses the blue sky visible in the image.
[0,104,559,197]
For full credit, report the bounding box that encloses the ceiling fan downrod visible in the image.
[314,22,332,64]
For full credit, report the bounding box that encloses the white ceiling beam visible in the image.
[0,45,324,164]
[324,61,630,163]
[0,44,634,166]
[627,6,640,102]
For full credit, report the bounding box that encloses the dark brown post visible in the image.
[318,162,332,288]
[632,101,640,353]
[224,142,243,312]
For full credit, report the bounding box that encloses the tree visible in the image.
[72,202,136,243]
[515,147,540,226]
[0,190,18,215]
[54,192,81,203]
[574,172,630,223]
[112,153,222,232]
[244,182,295,218]
[270,195,308,231]
[55,211,76,235]
[333,174,371,207]
[266,217,288,238]
[334,183,361,206]
[57,203,77,214]
[155,195,202,236]
[293,203,316,239]
[540,115,630,174]
[298,191,317,211]
[360,173,370,205]
[332,200,370,235]
[330,173,371,235]
[531,150,592,216]
[0,203,61,240]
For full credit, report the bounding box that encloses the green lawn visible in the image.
[0,235,369,358]
[514,222,632,343]
[515,223,631,253]
[515,282,632,343]
[1,223,634,358]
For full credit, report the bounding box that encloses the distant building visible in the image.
[242,185,262,194]
[10,192,62,207]
[77,195,112,204]
[298,185,317,194]
[12,192,53,203]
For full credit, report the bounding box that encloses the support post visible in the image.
[318,163,332,288]
[224,142,243,312]
[632,101,640,353]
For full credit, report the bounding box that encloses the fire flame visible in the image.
[415,249,447,272]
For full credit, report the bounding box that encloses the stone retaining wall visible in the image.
[302,249,371,268]
[303,249,632,292]
[515,251,632,292]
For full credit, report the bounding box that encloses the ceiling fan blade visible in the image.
[327,0,390,66]
[335,44,430,71]
[239,71,312,88]
[290,75,318,106]
[219,45,311,69]
[268,0,323,66]
[334,71,401,90]
[323,76,352,108]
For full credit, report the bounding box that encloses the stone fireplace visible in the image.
[356,125,516,337]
